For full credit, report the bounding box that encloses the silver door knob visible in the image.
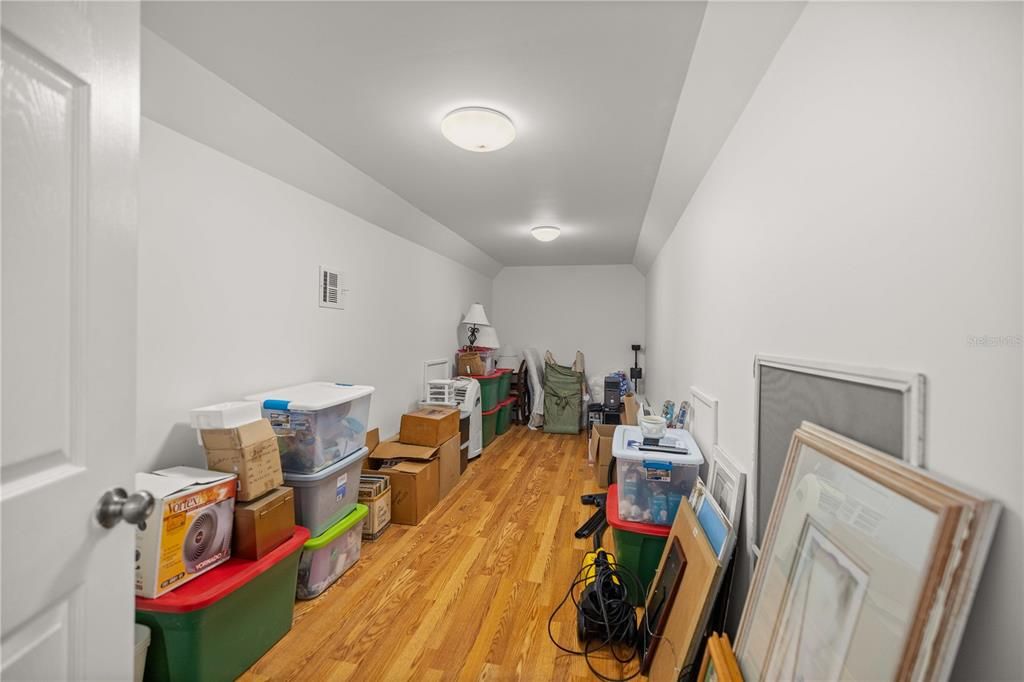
[96,488,155,530]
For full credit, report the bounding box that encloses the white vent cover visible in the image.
[318,266,346,310]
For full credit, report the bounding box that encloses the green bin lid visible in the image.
[303,503,368,550]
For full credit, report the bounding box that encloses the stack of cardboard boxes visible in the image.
[364,406,463,526]
[199,418,294,561]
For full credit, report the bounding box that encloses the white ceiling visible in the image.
[142,1,706,267]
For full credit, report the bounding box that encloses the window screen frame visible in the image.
[750,354,926,557]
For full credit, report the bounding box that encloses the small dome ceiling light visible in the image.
[441,107,516,152]
[531,226,561,242]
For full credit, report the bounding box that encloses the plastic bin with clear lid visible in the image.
[612,425,704,526]
[245,382,374,474]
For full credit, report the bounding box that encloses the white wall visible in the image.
[137,118,491,470]
[644,3,1022,679]
[491,265,645,380]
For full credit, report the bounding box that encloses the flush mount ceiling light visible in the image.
[441,107,515,152]
[531,226,561,242]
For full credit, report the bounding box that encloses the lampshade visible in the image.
[474,325,500,349]
[462,303,490,326]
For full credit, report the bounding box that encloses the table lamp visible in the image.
[462,303,490,347]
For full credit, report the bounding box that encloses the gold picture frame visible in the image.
[698,633,743,682]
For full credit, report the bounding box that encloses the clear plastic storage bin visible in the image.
[283,446,368,537]
[296,504,367,600]
[612,425,704,526]
[245,382,374,474]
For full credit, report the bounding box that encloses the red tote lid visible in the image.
[606,484,671,537]
[136,526,310,613]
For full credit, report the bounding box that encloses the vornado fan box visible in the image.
[135,467,237,598]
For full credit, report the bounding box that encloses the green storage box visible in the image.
[482,405,499,448]
[607,485,669,606]
[136,527,310,682]
[496,369,512,401]
[467,371,502,412]
[495,398,514,435]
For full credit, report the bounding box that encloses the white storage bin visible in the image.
[612,425,704,526]
[283,446,367,537]
[296,504,367,600]
[188,401,262,430]
[245,382,374,474]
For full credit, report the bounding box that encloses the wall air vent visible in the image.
[318,265,346,310]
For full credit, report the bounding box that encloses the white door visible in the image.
[1,2,140,680]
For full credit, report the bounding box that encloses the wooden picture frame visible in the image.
[647,501,723,682]
[698,633,743,682]
[735,422,999,682]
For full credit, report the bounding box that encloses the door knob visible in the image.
[96,488,155,530]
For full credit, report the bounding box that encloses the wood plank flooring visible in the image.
[241,426,639,681]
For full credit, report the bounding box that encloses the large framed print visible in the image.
[736,423,998,682]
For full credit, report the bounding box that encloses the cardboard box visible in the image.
[589,424,617,489]
[360,488,391,540]
[135,467,237,598]
[370,439,438,462]
[232,486,295,560]
[199,419,275,450]
[365,427,380,454]
[399,406,460,447]
[437,434,461,500]
[378,459,438,525]
[202,419,283,501]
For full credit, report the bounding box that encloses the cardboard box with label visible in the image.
[135,467,237,598]
[201,419,284,502]
[399,406,460,447]
[589,424,617,489]
[233,486,295,560]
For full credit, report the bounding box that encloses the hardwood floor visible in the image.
[240,426,639,681]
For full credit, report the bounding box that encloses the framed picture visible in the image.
[761,519,868,681]
[736,422,1000,682]
[641,537,687,673]
[688,477,706,511]
[695,491,735,563]
[698,633,743,682]
[708,445,746,527]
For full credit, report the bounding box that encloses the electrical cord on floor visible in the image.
[547,553,681,682]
